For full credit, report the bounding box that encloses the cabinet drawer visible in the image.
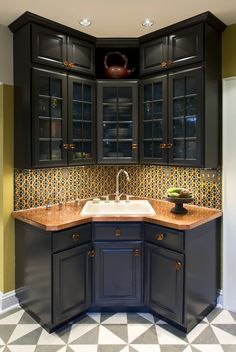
[145,223,184,251]
[93,222,143,241]
[53,223,92,252]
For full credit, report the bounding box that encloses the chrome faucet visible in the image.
[115,169,130,202]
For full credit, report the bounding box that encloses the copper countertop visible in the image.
[12,198,222,232]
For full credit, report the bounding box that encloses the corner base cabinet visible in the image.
[15,219,220,333]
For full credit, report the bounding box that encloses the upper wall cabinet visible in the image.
[140,24,203,76]
[32,24,95,75]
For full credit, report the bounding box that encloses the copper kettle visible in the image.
[104,51,135,79]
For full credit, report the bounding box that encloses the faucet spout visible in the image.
[115,169,130,202]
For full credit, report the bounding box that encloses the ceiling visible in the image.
[1,0,236,37]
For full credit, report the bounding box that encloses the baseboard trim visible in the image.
[0,290,19,314]
[217,288,223,307]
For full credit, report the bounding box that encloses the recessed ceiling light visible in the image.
[142,19,155,28]
[79,18,92,27]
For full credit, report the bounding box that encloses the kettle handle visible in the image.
[104,51,128,69]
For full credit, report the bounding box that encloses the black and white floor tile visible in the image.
[0,308,236,352]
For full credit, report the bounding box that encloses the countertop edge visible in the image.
[12,211,222,232]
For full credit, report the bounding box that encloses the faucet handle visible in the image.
[101,195,110,203]
[46,199,52,210]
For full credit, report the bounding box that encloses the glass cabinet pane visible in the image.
[118,142,132,157]
[118,87,132,102]
[39,77,50,96]
[103,87,117,103]
[73,102,82,120]
[153,142,162,158]
[144,102,152,120]
[84,122,92,139]
[51,79,62,97]
[103,141,117,157]
[103,123,117,139]
[144,84,152,101]
[118,123,132,139]
[153,121,163,139]
[143,141,152,158]
[170,70,201,163]
[144,122,152,139]
[34,70,66,165]
[73,83,82,101]
[72,142,83,160]
[73,121,83,139]
[83,103,92,120]
[84,85,92,102]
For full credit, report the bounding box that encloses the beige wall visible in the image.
[222,23,236,78]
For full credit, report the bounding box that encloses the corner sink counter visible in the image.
[12,197,222,231]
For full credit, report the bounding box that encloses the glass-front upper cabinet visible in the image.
[140,76,168,164]
[32,68,68,167]
[97,81,138,164]
[168,67,203,166]
[68,76,96,165]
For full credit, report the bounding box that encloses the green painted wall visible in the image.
[0,84,14,293]
[222,23,236,78]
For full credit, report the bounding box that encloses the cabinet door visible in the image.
[94,241,142,306]
[97,81,138,164]
[32,68,68,167]
[67,37,95,75]
[168,24,203,68]
[68,76,96,165]
[140,75,168,164]
[168,67,203,166]
[145,243,184,324]
[32,25,67,69]
[53,243,92,326]
[140,37,168,75]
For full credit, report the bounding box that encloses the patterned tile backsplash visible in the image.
[14,165,222,210]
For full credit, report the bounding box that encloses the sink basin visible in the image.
[81,200,156,216]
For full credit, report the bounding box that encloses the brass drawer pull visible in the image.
[63,60,69,67]
[160,61,167,68]
[166,143,173,149]
[176,261,182,271]
[160,143,167,149]
[63,143,70,150]
[68,62,75,68]
[69,143,76,150]
[167,59,173,67]
[156,233,165,241]
[134,249,141,257]
[72,233,80,241]
[88,250,96,257]
[51,98,57,108]
[132,143,138,150]
[115,228,121,237]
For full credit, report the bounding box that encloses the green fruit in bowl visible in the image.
[167,192,180,198]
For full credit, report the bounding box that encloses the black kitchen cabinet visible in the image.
[97,80,139,164]
[53,242,92,325]
[32,68,96,167]
[145,242,184,324]
[68,76,96,165]
[140,75,168,164]
[32,24,95,75]
[15,217,220,333]
[140,24,203,75]
[94,241,142,306]
[32,68,68,167]
[140,67,203,166]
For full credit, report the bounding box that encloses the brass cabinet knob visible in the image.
[132,143,138,150]
[88,250,95,257]
[160,143,167,149]
[167,59,173,67]
[160,61,167,68]
[63,60,69,67]
[156,233,165,241]
[69,143,76,150]
[115,228,121,237]
[72,233,80,241]
[134,249,141,257]
[68,62,75,68]
[175,261,182,271]
[63,143,70,150]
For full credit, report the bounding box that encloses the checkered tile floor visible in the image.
[0,307,236,351]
